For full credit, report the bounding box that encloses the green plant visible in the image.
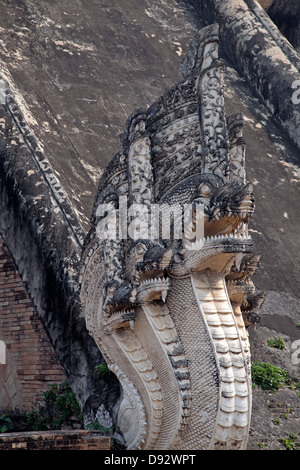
[0,414,12,433]
[51,382,83,428]
[281,433,300,450]
[26,381,83,431]
[26,410,47,431]
[86,419,115,435]
[251,362,290,392]
[257,442,266,448]
[273,417,280,425]
[280,405,291,420]
[267,335,286,350]
[95,363,111,376]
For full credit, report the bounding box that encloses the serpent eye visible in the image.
[136,244,147,256]
[199,183,212,197]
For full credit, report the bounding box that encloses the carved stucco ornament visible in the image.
[80,24,264,450]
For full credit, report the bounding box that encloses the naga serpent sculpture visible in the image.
[79,24,264,450]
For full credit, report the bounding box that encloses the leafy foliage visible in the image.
[267,335,286,350]
[85,420,115,435]
[251,362,291,391]
[0,414,12,433]
[281,433,300,450]
[95,363,111,376]
[26,381,83,431]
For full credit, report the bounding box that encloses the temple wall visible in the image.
[0,345,23,412]
[189,0,300,152]
[0,430,110,450]
[0,233,66,412]
[0,1,298,446]
[0,81,104,411]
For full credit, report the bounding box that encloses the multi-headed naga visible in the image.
[80,24,264,450]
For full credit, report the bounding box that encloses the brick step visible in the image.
[0,430,110,450]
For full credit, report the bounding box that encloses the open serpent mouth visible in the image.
[180,179,255,247]
[205,219,251,242]
[183,214,252,247]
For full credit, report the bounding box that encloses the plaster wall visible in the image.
[188,0,300,152]
[0,85,104,410]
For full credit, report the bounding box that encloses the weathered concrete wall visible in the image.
[188,0,300,153]
[0,0,201,230]
[0,82,110,411]
[268,0,300,52]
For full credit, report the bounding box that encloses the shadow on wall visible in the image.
[267,0,300,51]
